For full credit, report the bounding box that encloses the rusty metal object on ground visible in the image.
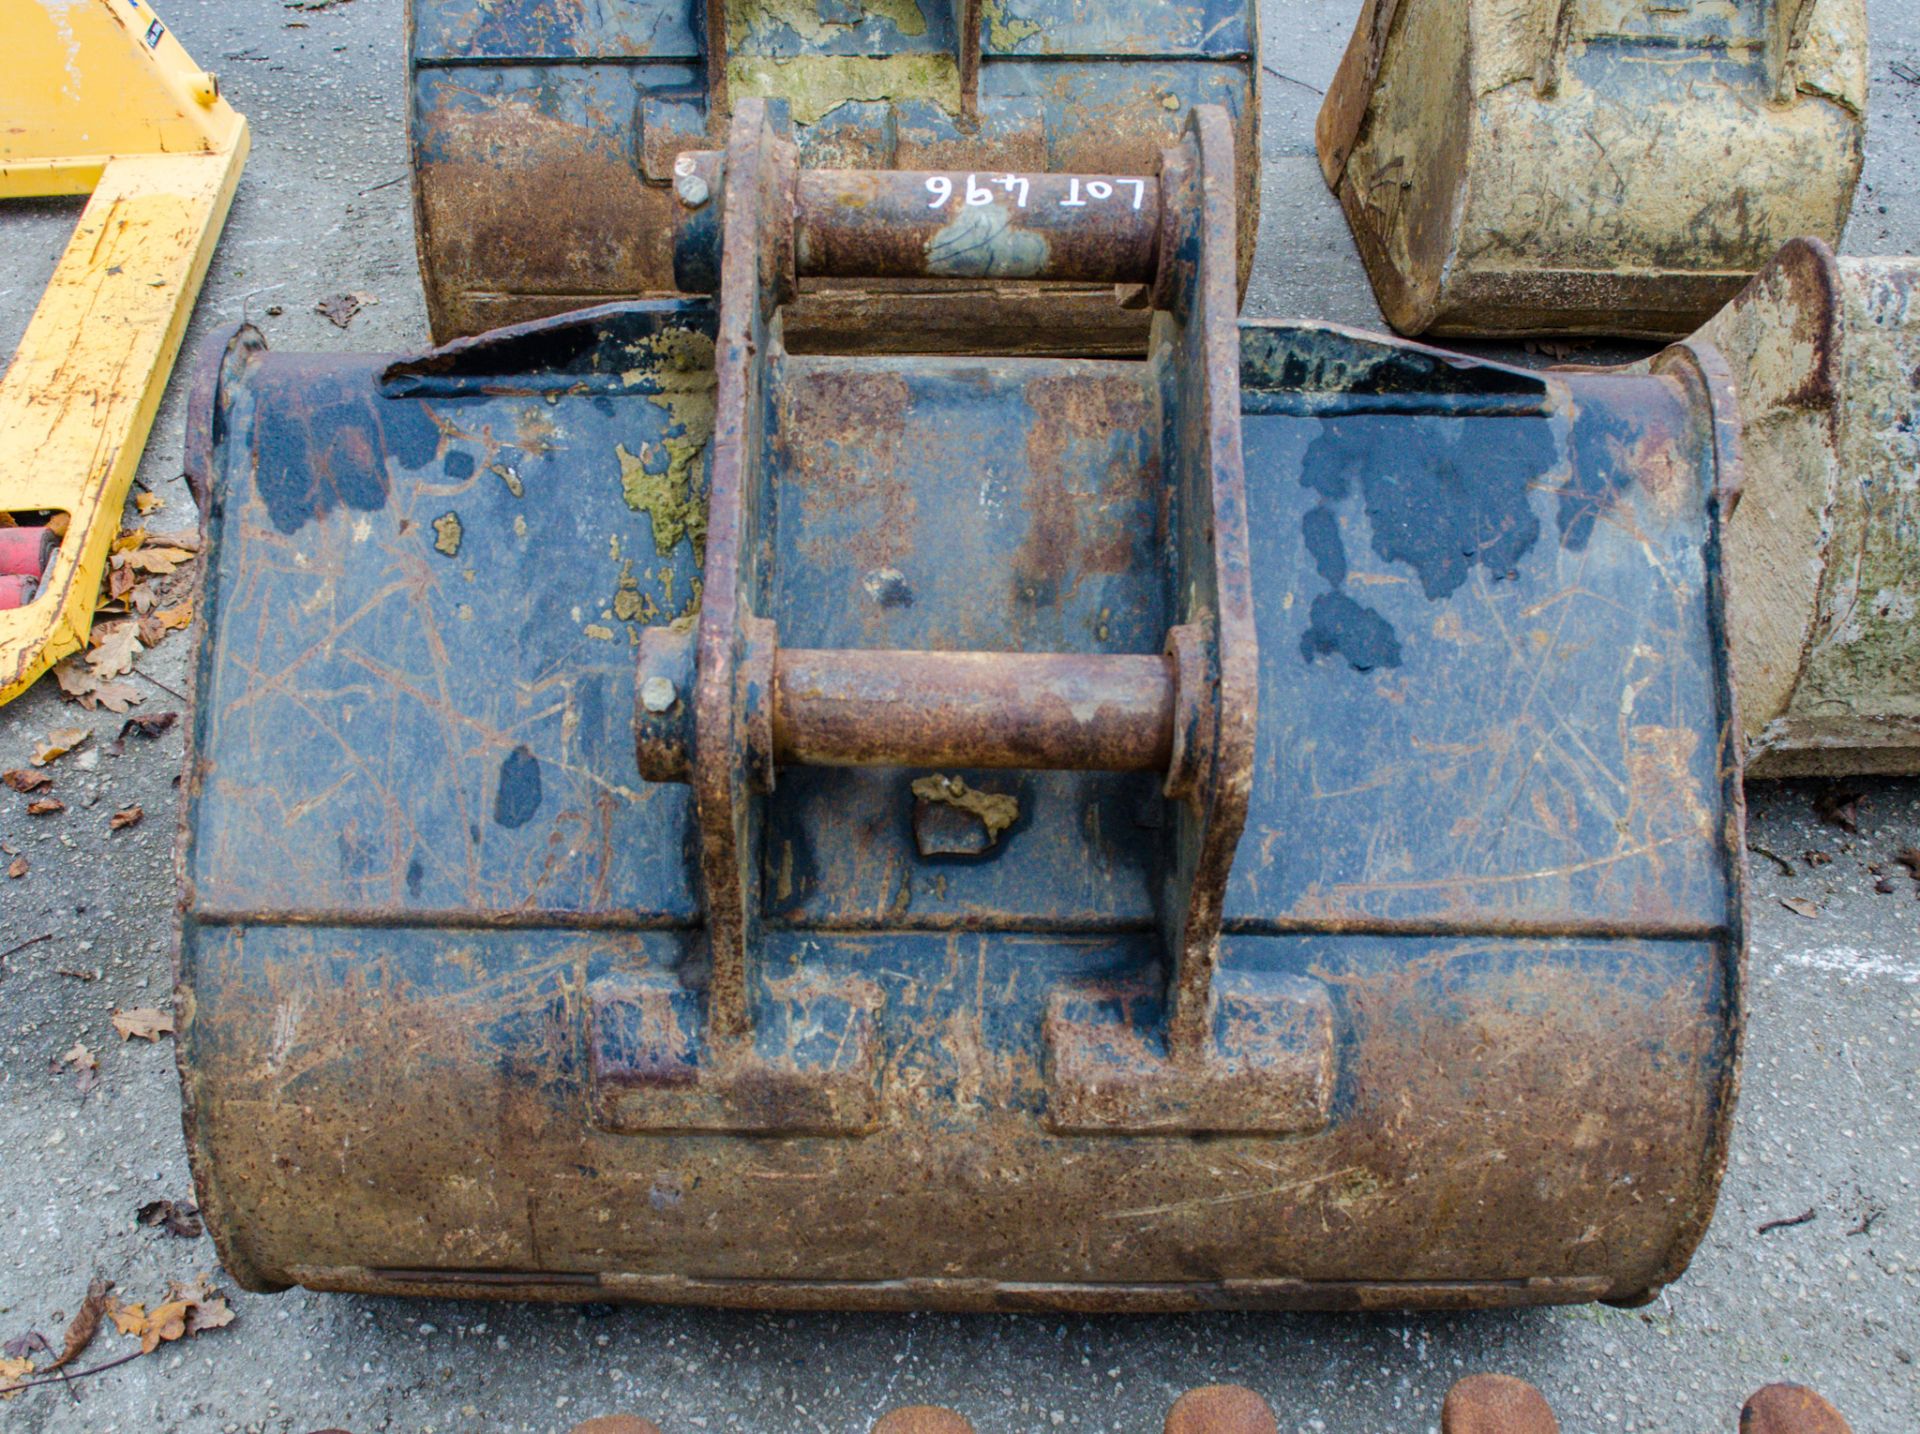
[869,1408,979,1434]
[1739,1383,1855,1434]
[557,1379,1854,1432]
[1317,0,1865,338]
[409,0,1258,350]
[178,103,1763,1312]
[1441,1375,1559,1434]
[1686,239,1920,776]
[1163,1385,1279,1434]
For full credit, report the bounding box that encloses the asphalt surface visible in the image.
[2,2,1918,1431]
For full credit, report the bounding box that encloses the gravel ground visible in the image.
[2,2,1918,1431]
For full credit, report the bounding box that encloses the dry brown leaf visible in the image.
[61,1043,96,1073]
[134,492,163,516]
[6,857,25,880]
[136,1300,189,1354]
[125,546,194,576]
[2,769,50,792]
[53,659,97,700]
[111,1007,175,1042]
[106,1300,145,1337]
[1781,896,1820,919]
[315,290,376,327]
[0,1354,32,1397]
[27,798,65,816]
[137,602,194,647]
[53,662,142,713]
[143,530,200,553]
[168,1275,234,1334]
[1815,788,1862,833]
[105,711,177,756]
[106,563,138,600]
[187,1296,234,1334]
[106,1277,233,1354]
[108,805,143,831]
[46,1278,112,1374]
[87,621,141,678]
[30,727,90,766]
[111,527,148,555]
[136,1198,203,1239]
[54,654,145,713]
[86,680,143,714]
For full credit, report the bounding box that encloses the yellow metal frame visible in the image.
[0,0,248,702]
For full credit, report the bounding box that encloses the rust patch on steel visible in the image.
[414,94,675,340]
[1014,371,1154,609]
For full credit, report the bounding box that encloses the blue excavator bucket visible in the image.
[176,104,1748,1311]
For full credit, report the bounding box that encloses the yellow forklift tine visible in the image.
[0,0,248,702]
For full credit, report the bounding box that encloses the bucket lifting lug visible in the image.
[612,101,1329,1138]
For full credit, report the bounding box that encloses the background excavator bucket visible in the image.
[0,0,248,703]
[408,0,1260,351]
[1316,0,1866,338]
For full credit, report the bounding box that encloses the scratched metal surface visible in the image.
[764,354,1165,929]
[184,302,714,923]
[1230,327,1733,933]
[178,305,1740,1307]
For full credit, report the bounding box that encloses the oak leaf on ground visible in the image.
[137,602,194,647]
[87,621,142,679]
[111,1007,174,1042]
[53,658,144,713]
[108,1276,234,1355]
[124,546,194,576]
[108,1299,189,1354]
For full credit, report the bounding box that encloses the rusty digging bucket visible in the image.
[174,103,1920,1311]
[408,0,1260,352]
[1317,0,1867,338]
